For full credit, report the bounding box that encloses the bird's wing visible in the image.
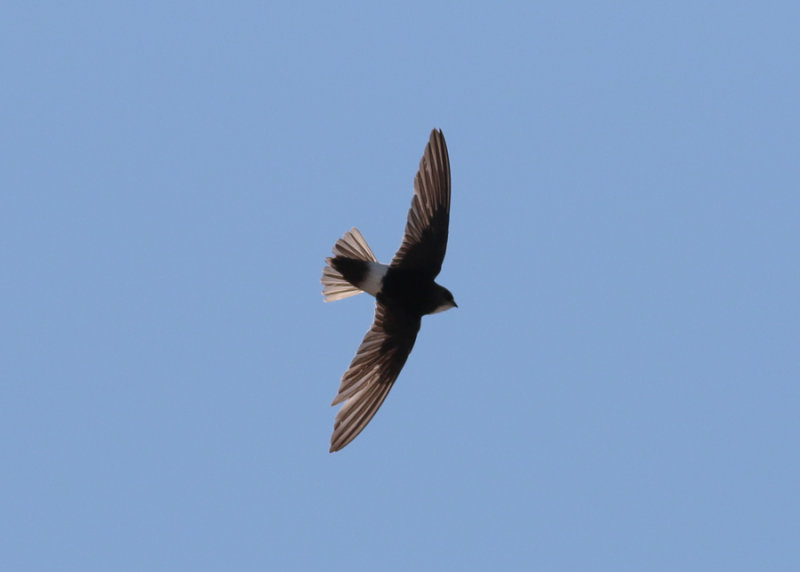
[389,129,451,278]
[329,302,421,452]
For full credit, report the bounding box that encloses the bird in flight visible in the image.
[321,129,457,452]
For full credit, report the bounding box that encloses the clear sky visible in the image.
[2,2,798,570]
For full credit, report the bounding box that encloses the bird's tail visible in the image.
[321,228,378,302]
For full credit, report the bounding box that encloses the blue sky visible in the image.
[2,2,798,570]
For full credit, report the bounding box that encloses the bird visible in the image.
[321,128,457,452]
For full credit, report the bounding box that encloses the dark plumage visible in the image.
[321,129,457,452]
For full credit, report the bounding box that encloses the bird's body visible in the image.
[321,129,456,452]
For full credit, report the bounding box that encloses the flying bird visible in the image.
[321,129,457,452]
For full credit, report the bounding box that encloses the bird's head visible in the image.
[430,285,458,314]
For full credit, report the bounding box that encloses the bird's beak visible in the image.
[453,301,458,308]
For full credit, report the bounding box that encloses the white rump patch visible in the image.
[359,262,388,297]
[322,228,385,302]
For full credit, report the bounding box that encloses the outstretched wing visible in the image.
[329,302,420,452]
[390,129,451,278]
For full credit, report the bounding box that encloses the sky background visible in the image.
[2,2,798,570]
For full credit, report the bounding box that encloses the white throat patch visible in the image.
[430,300,457,314]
